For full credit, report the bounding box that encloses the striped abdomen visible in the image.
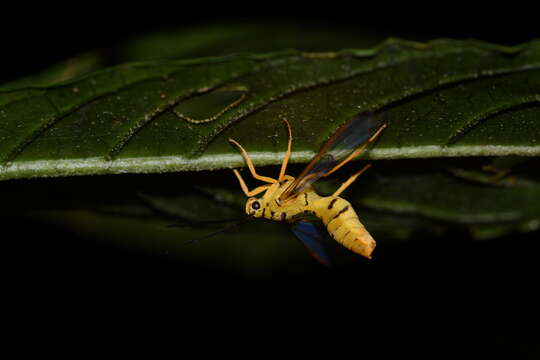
[312,197,376,258]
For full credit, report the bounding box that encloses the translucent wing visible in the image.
[281,113,381,200]
[291,220,332,265]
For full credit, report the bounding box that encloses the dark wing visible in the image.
[281,112,380,200]
[291,220,332,265]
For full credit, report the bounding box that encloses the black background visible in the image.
[2,2,539,347]
[3,3,539,82]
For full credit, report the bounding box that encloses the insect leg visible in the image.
[229,138,277,184]
[232,169,272,196]
[323,124,387,177]
[332,163,372,197]
[278,120,293,181]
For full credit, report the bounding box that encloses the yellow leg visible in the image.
[229,138,277,184]
[323,124,387,177]
[278,120,293,182]
[332,164,372,197]
[282,175,295,182]
[232,169,271,196]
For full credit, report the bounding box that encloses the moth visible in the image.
[229,114,386,264]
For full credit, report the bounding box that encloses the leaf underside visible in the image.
[1,38,539,181]
[1,36,540,263]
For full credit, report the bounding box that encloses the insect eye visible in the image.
[252,201,260,210]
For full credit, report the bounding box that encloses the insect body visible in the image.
[229,114,386,262]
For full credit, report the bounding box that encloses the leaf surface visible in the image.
[1,39,540,181]
[2,36,540,258]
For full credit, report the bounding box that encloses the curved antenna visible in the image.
[278,120,293,181]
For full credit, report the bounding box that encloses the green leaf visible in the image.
[2,36,540,262]
[9,159,537,268]
[1,38,540,181]
[2,24,386,88]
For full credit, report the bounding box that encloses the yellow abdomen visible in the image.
[311,197,376,258]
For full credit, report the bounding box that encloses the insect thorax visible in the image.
[260,183,320,222]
